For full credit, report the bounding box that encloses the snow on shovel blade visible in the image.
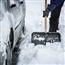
[31,32,61,45]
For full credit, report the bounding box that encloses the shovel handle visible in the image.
[45,0,47,32]
[45,0,47,10]
[45,16,47,32]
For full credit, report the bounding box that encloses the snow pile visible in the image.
[17,43,64,65]
[17,43,36,65]
[30,45,64,64]
[59,2,65,50]
[17,0,65,65]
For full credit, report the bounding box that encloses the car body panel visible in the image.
[0,12,11,44]
[8,0,26,47]
[0,0,25,47]
[0,0,26,64]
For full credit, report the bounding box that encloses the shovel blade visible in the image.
[31,32,61,45]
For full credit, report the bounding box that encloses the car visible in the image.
[0,0,26,65]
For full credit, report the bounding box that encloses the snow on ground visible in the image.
[17,0,65,65]
[17,43,64,65]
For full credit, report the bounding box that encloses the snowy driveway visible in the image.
[17,0,65,65]
[17,43,64,65]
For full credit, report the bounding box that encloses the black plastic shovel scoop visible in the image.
[31,0,61,45]
[31,32,61,45]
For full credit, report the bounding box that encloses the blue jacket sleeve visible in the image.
[47,0,64,11]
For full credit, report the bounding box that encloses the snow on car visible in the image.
[0,0,26,65]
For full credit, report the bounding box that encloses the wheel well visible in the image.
[9,27,14,48]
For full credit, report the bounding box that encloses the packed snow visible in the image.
[17,0,65,65]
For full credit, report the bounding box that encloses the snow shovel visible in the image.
[31,0,61,45]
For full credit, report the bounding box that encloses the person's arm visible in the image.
[47,0,64,11]
[43,0,64,17]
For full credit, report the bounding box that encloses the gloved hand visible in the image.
[43,8,49,17]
